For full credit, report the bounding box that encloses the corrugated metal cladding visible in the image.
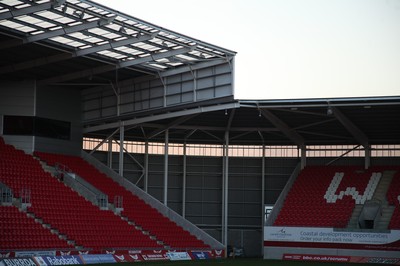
[82,62,234,121]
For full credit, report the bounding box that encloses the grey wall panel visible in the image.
[0,81,35,152]
[82,63,233,122]
[35,86,82,155]
[0,81,35,116]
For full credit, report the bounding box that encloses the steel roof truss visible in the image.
[332,106,369,147]
[260,109,305,146]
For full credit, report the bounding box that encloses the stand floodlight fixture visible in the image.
[119,26,127,34]
[73,10,85,19]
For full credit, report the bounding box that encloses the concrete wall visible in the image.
[34,85,82,155]
[0,81,83,155]
[0,80,35,153]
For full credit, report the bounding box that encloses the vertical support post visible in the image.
[107,138,113,168]
[365,145,371,169]
[182,142,187,218]
[144,140,149,192]
[261,144,266,255]
[300,145,307,170]
[119,124,124,176]
[163,130,169,205]
[222,131,229,246]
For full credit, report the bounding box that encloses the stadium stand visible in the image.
[0,137,160,250]
[34,152,210,249]
[273,166,396,228]
[0,205,70,250]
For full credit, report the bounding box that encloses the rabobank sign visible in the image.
[34,256,83,266]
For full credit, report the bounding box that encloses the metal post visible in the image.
[144,140,149,192]
[365,145,371,169]
[182,142,187,218]
[119,124,124,176]
[107,138,113,168]
[222,131,229,246]
[261,144,265,255]
[300,145,306,169]
[164,130,169,205]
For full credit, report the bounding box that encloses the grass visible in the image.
[92,258,383,266]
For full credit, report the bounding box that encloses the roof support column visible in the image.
[163,129,169,205]
[300,145,307,170]
[119,124,124,176]
[261,143,266,255]
[107,138,113,168]
[144,140,149,193]
[222,130,229,247]
[182,142,187,218]
[365,145,371,170]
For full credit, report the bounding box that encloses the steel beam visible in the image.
[147,114,198,139]
[0,1,55,20]
[83,102,241,133]
[260,109,304,146]
[163,130,169,206]
[0,34,156,74]
[39,46,193,85]
[25,19,110,44]
[331,106,369,147]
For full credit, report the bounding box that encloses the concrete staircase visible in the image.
[347,170,396,230]
[374,170,396,230]
[348,205,363,229]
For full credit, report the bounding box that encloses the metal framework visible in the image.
[0,0,236,83]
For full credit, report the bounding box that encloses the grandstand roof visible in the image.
[1,0,399,147]
[0,0,235,87]
[84,96,400,146]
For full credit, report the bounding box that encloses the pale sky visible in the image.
[93,0,400,100]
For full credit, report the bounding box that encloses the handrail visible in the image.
[0,182,13,205]
[55,163,109,209]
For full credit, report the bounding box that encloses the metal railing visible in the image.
[0,182,13,205]
[55,163,109,209]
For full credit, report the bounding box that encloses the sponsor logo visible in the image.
[78,251,88,255]
[59,252,70,256]
[191,252,211,260]
[283,254,350,262]
[142,254,167,261]
[367,258,400,264]
[153,250,162,254]
[0,254,10,259]
[16,251,55,258]
[129,255,141,261]
[105,251,115,255]
[80,254,115,264]
[215,250,223,256]
[1,258,37,266]
[128,250,142,254]
[166,252,191,261]
[39,256,83,265]
[270,227,293,239]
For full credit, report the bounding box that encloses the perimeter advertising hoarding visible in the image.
[264,226,400,250]
[33,256,83,266]
[166,252,191,261]
[79,254,115,264]
[283,254,400,265]
[0,258,37,266]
